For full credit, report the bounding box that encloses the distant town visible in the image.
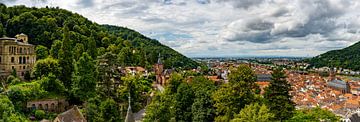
[194,57,360,119]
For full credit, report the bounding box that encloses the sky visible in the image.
[2,0,360,57]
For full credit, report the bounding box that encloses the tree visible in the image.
[96,52,120,98]
[191,76,216,122]
[0,23,5,36]
[85,97,103,122]
[74,43,85,61]
[49,40,62,59]
[11,68,17,78]
[118,75,152,112]
[264,68,295,121]
[72,52,97,102]
[100,98,121,122]
[58,24,74,89]
[212,65,256,121]
[231,103,274,122]
[144,91,174,122]
[288,107,340,122]
[24,70,31,81]
[40,73,65,94]
[34,110,45,120]
[174,83,195,121]
[87,36,97,59]
[35,45,49,60]
[32,57,60,79]
[0,95,15,119]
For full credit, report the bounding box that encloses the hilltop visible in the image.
[0,4,198,69]
[307,41,360,70]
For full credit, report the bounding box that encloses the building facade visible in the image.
[0,33,36,78]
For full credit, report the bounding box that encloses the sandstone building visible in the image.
[0,33,36,78]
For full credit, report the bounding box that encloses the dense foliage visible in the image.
[307,41,360,70]
[0,4,198,69]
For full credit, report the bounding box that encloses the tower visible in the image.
[154,53,164,84]
[15,33,28,43]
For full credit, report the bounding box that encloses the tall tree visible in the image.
[87,34,97,59]
[212,65,256,121]
[264,68,295,121]
[97,52,120,98]
[191,76,216,122]
[72,52,97,102]
[231,103,274,122]
[58,24,74,89]
[174,83,195,121]
[49,40,62,59]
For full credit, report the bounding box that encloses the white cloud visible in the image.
[3,0,360,57]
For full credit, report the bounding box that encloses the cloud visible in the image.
[3,0,360,57]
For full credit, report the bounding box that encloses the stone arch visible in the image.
[38,104,43,110]
[45,104,49,111]
[32,104,36,110]
[51,103,55,112]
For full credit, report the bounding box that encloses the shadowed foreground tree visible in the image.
[264,68,295,121]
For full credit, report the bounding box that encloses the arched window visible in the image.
[20,48,22,53]
[18,57,22,64]
[38,104,43,110]
[45,104,49,111]
[51,103,55,112]
[23,57,26,64]
[32,104,36,110]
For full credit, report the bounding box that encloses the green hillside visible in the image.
[0,4,198,69]
[307,41,360,70]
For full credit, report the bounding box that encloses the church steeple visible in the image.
[125,87,134,122]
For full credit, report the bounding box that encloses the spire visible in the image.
[157,53,162,64]
[125,86,135,122]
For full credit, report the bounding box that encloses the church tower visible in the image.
[154,53,164,84]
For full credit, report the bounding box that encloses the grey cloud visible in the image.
[208,46,218,51]
[222,0,353,44]
[214,0,264,8]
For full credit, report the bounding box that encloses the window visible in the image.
[23,57,26,64]
[11,57,14,63]
[20,48,22,53]
[23,66,25,69]
[19,57,22,64]
[0,56,1,63]
[11,66,14,69]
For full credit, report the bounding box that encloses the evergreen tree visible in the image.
[96,52,120,98]
[58,24,74,89]
[87,35,97,59]
[264,68,295,121]
[72,52,97,102]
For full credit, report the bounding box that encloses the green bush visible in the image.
[35,110,45,120]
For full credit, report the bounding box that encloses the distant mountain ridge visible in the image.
[307,41,360,70]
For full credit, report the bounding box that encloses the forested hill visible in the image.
[0,4,198,69]
[306,41,360,70]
